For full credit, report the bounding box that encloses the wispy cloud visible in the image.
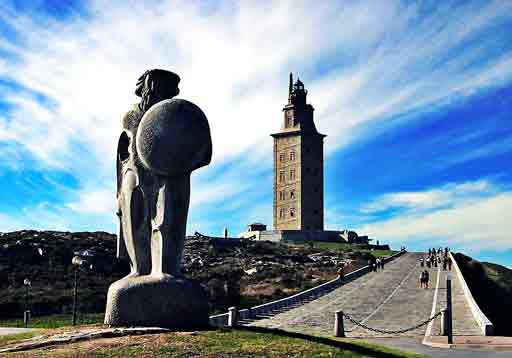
[361,180,498,214]
[356,180,512,252]
[0,1,510,236]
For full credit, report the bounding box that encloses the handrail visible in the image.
[210,250,406,327]
[449,252,493,336]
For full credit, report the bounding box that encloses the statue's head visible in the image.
[135,69,180,112]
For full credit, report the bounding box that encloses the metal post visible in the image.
[446,275,453,344]
[334,310,345,337]
[23,310,30,328]
[228,306,238,328]
[72,267,78,326]
[24,285,28,313]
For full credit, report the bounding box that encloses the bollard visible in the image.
[334,310,345,337]
[228,306,238,328]
[440,309,447,336]
[23,310,31,328]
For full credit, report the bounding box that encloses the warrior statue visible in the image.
[105,69,212,328]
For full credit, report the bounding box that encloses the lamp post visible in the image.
[71,256,83,326]
[23,278,31,328]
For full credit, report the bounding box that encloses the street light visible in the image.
[23,278,31,328]
[71,256,83,326]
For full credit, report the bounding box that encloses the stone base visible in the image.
[104,274,209,329]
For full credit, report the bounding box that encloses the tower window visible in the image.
[289,169,296,181]
[289,190,295,199]
[279,152,285,162]
[279,208,285,218]
[290,207,295,217]
[286,112,293,128]
[279,171,285,183]
[279,191,285,200]
[289,151,295,161]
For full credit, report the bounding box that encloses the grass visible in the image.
[0,332,39,347]
[0,313,104,329]
[286,241,397,258]
[4,327,425,358]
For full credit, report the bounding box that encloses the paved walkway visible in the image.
[0,328,36,336]
[366,337,512,358]
[429,268,481,336]
[250,253,434,337]
[249,252,480,339]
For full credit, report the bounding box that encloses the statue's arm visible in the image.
[116,198,129,260]
[116,151,129,259]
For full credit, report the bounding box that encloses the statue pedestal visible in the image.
[104,275,209,329]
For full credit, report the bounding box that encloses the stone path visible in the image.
[0,328,36,336]
[429,268,481,336]
[249,252,480,338]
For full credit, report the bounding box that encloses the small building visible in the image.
[247,223,267,232]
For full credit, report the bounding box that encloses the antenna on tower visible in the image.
[289,72,293,95]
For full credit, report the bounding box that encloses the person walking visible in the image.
[424,270,430,289]
[419,270,425,288]
[443,257,447,270]
[447,256,452,271]
[420,257,424,267]
[338,263,345,281]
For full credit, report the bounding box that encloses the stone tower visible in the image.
[271,73,326,231]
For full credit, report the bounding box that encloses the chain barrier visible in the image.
[343,310,443,334]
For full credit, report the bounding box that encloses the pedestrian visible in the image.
[447,256,452,271]
[443,257,447,271]
[419,271,425,288]
[424,270,430,289]
[420,257,424,267]
[381,259,385,270]
[426,257,431,268]
[338,263,345,281]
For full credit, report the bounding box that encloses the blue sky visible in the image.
[0,1,511,267]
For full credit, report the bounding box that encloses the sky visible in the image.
[0,1,511,267]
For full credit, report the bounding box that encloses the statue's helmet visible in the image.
[136,99,212,177]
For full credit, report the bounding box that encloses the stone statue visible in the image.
[104,69,212,329]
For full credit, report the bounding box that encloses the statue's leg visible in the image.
[120,169,151,276]
[151,173,190,277]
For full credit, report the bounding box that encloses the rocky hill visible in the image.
[0,230,386,319]
[454,253,512,336]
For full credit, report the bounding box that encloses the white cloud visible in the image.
[66,188,116,214]
[356,180,512,252]
[361,180,496,214]
[0,1,511,231]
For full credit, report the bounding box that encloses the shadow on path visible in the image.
[238,325,417,358]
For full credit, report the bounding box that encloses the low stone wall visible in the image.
[449,252,494,336]
[210,250,406,327]
[254,230,346,242]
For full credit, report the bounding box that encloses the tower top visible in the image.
[288,73,308,106]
